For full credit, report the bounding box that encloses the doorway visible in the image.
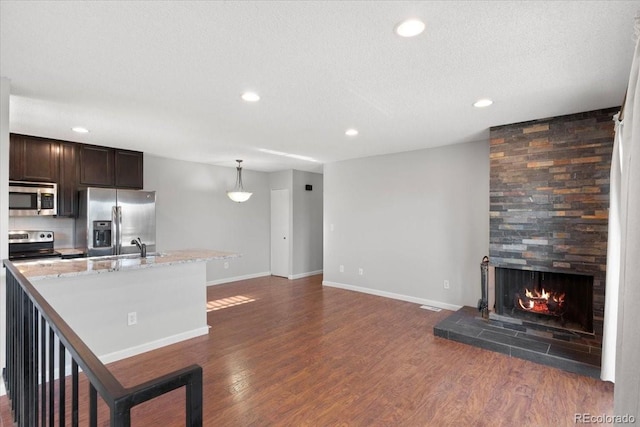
[270,189,290,278]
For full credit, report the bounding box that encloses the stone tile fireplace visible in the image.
[489,107,617,347]
[434,107,618,377]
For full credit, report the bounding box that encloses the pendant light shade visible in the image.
[227,160,253,203]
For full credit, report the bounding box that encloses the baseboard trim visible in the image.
[322,280,462,312]
[99,326,210,365]
[289,270,323,280]
[207,271,271,286]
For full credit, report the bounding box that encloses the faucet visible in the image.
[131,237,147,258]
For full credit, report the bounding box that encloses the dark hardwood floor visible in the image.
[1,274,613,426]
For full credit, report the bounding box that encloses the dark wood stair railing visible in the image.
[3,261,203,427]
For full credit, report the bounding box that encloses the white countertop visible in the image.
[11,249,240,281]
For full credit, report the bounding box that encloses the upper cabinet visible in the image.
[114,149,144,189]
[79,144,115,187]
[79,145,143,189]
[9,134,59,183]
[58,142,79,217]
[9,133,144,217]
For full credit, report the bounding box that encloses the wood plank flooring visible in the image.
[1,274,613,426]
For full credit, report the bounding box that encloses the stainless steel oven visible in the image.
[9,181,57,216]
[8,230,62,261]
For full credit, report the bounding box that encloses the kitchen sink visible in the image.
[89,252,169,261]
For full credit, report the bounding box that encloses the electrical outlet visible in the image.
[358,268,364,276]
[443,280,450,289]
[339,265,344,273]
[127,312,137,326]
[224,261,229,269]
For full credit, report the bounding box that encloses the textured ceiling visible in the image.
[1,1,637,172]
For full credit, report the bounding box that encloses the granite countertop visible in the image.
[11,249,240,281]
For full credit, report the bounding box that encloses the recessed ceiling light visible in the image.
[241,92,260,102]
[395,19,425,38]
[72,127,89,133]
[473,99,493,108]
[345,129,359,137]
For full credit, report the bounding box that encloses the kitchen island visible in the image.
[11,249,239,363]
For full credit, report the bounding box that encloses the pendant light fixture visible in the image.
[227,160,253,203]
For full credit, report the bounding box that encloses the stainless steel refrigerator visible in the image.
[76,188,156,257]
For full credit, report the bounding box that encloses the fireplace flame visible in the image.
[517,288,566,316]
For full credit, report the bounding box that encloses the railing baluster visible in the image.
[4,274,12,402]
[41,315,47,427]
[72,360,79,427]
[15,283,20,424]
[187,367,203,426]
[112,399,131,427]
[49,328,54,427]
[9,276,15,419]
[32,302,39,427]
[89,383,98,427]
[59,342,65,427]
[6,275,15,411]
[18,286,24,425]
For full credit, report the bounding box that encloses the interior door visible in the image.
[271,189,290,278]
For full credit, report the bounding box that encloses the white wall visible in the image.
[1,77,10,392]
[0,79,8,260]
[144,154,271,283]
[292,170,323,277]
[269,170,293,192]
[323,140,489,309]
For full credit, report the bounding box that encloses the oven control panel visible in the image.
[8,230,54,244]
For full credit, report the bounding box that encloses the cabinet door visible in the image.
[79,145,114,187]
[58,142,78,216]
[10,134,59,182]
[9,134,24,180]
[114,149,143,189]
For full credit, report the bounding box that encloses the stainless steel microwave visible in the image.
[9,181,58,216]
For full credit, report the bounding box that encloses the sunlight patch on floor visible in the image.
[207,295,257,312]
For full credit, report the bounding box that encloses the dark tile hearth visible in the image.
[433,306,601,379]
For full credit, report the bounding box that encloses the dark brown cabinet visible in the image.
[114,149,143,189]
[9,135,23,180]
[79,145,143,189]
[79,144,115,187]
[9,134,59,183]
[58,142,78,217]
[9,133,144,217]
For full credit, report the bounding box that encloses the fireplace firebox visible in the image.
[494,267,594,334]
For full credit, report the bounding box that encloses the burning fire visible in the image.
[517,288,566,315]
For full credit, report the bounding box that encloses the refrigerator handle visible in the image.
[117,206,123,255]
[112,205,119,255]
